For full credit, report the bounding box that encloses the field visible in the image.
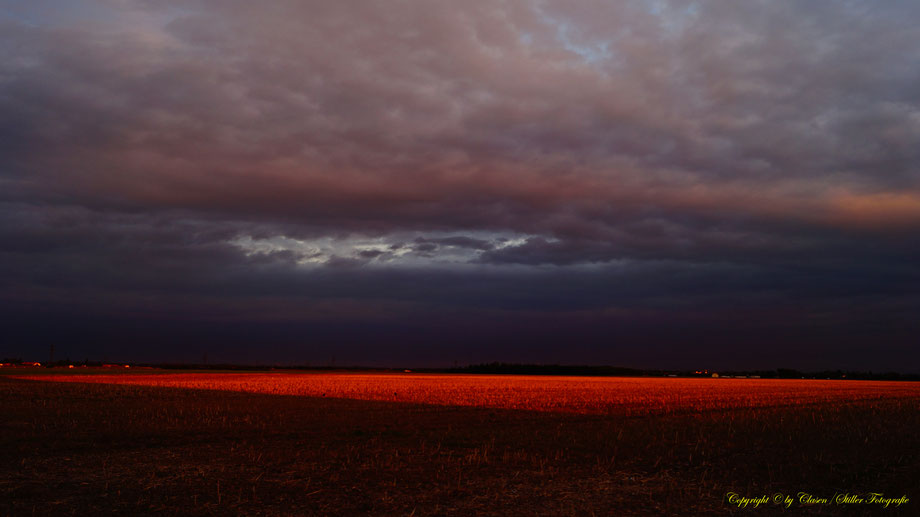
[8,372,920,416]
[2,371,919,515]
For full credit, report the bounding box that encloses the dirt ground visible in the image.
[1,375,918,515]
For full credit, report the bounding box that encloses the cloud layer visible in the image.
[2,1,919,369]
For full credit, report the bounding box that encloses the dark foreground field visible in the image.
[1,375,918,516]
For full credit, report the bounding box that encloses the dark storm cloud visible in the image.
[2,0,919,369]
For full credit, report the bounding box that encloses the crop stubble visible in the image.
[2,372,918,516]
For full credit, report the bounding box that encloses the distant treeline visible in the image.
[425,362,920,381]
[3,358,918,380]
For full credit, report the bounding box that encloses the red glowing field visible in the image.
[16,373,920,415]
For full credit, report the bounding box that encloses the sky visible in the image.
[2,0,919,371]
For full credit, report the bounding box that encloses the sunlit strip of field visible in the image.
[15,373,920,415]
